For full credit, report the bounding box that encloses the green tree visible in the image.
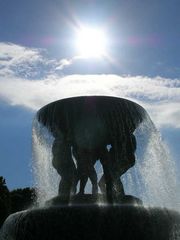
[0,176,37,228]
[10,187,36,213]
[0,176,11,227]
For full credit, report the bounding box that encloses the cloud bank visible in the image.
[0,42,180,128]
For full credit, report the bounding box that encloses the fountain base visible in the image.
[1,204,180,240]
[45,194,143,206]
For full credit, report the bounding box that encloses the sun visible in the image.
[75,26,107,58]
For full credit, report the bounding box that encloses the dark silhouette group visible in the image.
[52,129,136,203]
[37,96,145,203]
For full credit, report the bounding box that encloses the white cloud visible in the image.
[0,42,41,62]
[0,42,179,128]
[144,102,180,128]
[55,58,73,70]
[55,55,90,70]
[0,42,86,77]
[0,43,41,68]
[0,42,56,78]
[0,74,179,128]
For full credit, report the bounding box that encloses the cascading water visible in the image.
[32,96,179,210]
[32,120,58,204]
[123,116,179,210]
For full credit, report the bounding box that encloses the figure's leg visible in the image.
[98,175,106,194]
[72,147,98,196]
[113,176,125,200]
[71,147,80,195]
[103,165,113,203]
[58,175,71,196]
[79,174,88,195]
[58,163,77,203]
[110,133,136,201]
[88,166,98,195]
[71,170,79,195]
[52,139,76,202]
[77,155,98,195]
[119,133,136,175]
[73,148,89,195]
[100,150,114,203]
[98,164,125,196]
[100,146,124,203]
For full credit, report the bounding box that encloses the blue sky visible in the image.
[0,0,180,190]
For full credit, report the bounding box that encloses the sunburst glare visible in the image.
[75,26,107,58]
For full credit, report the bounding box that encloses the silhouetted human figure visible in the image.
[99,133,136,203]
[98,150,125,199]
[52,129,77,202]
[72,145,98,196]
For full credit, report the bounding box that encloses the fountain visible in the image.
[0,96,180,239]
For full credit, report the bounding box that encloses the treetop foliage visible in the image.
[0,176,36,228]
